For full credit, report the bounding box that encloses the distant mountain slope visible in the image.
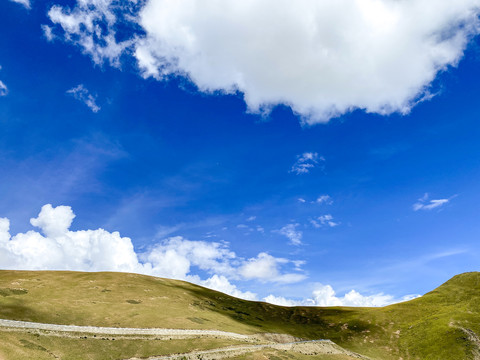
[0,270,478,359]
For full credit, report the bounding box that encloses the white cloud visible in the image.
[29,204,75,238]
[239,252,306,284]
[9,0,30,9]
[0,204,422,307]
[246,216,256,222]
[0,204,305,299]
[45,0,480,123]
[67,84,100,112]
[46,0,133,67]
[201,275,257,301]
[134,0,480,123]
[316,195,332,205]
[263,294,299,307]
[0,81,7,97]
[298,198,306,203]
[142,236,237,279]
[277,223,303,245]
[413,193,451,211]
[264,284,420,307]
[41,25,55,42]
[290,152,324,175]
[311,214,340,228]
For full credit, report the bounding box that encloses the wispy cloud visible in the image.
[0,66,7,97]
[154,224,183,239]
[413,193,452,211]
[66,84,100,113]
[41,25,55,42]
[46,0,132,66]
[290,152,325,175]
[9,0,30,9]
[277,223,303,245]
[0,81,7,96]
[315,195,332,204]
[311,214,340,228]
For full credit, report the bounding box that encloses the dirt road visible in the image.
[127,340,370,360]
[0,319,249,339]
[0,318,371,359]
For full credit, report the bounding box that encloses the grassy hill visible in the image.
[0,270,479,359]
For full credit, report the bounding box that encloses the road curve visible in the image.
[0,319,370,360]
[126,340,368,360]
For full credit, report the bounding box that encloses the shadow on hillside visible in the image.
[171,281,370,340]
[0,299,46,323]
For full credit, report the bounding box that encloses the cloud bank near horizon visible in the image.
[0,204,415,306]
[47,0,480,123]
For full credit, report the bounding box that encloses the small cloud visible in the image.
[246,216,256,222]
[292,260,306,270]
[66,84,100,113]
[277,223,302,245]
[311,214,339,228]
[315,195,332,205]
[46,1,131,67]
[256,226,265,233]
[290,152,325,175]
[9,0,30,9]
[413,193,451,211]
[236,224,248,229]
[239,252,306,284]
[42,25,55,42]
[0,81,7,96]
[298,198,306,203]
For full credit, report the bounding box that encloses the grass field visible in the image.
[0,330,248,360]
[0,270,479,359]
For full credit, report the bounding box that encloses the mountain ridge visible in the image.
[0,270,479,359]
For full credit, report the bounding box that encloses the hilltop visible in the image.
[0,270,479,359]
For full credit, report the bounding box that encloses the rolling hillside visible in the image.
[0,270,478,359]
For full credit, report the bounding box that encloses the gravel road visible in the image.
[127,340,370,360]
[0,319,249,339]
[0,318,371,360]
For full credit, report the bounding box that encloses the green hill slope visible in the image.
[0,270,478,360]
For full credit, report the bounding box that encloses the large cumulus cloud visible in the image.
[135,0,480,123]
[47,0,480,123]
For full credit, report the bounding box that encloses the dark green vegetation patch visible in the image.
[125,299,141,304]
[0,288,28,297]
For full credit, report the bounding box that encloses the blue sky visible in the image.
[1,0,480,306]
